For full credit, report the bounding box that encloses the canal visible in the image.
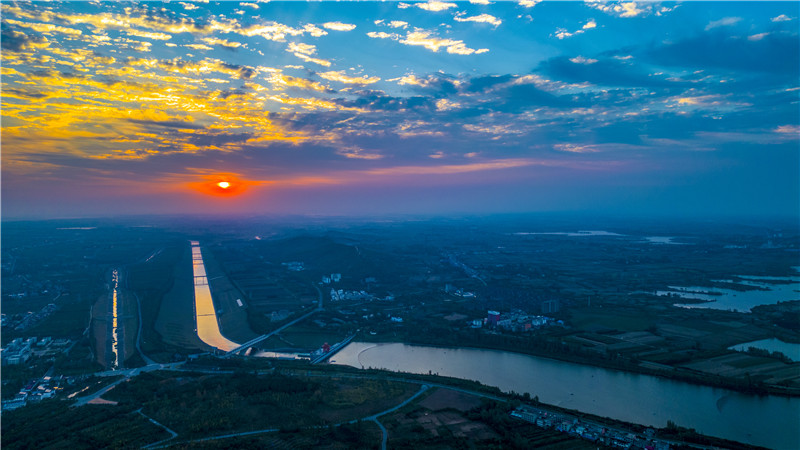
[190,241,239,351]
[109,269,120,369]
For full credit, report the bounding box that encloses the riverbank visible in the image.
[106,356,770,449]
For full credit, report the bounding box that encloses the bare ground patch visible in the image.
[418,387,483,412]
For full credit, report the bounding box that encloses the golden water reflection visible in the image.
[191,241,239,351]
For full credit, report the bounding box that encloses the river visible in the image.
[330,342,799,450]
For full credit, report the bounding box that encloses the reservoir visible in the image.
[330,342,799,450]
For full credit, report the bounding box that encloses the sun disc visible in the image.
[217,181,231,189]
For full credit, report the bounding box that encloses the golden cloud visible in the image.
[318,70,380,85]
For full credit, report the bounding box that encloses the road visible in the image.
[92,361,185,378]
[72,376,129,407]
[147,379,431,449]
[138,408,179,449]
[352,384,430,450]
[73,362,186,406]
[77,363,725,450]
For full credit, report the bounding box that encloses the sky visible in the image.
[1,1,798,219]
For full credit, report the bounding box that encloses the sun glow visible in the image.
[188,173,263,197]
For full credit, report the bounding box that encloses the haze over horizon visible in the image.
[2,1,798,220]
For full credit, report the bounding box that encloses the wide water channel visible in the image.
[110,269,120,369]
[191,241,239,351]
[330,342,799,449]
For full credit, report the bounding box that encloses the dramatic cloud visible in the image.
[2,1,797,218]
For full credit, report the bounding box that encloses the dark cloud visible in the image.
[494,83,575,112]
[646,30,800,75]
[28,68,85,81]
[592,122,646,146]
[3,88,49,99]
[462,74,514,93]
[219,62,256,79]
[216,87,252,100]
[1,21,46,52]
[188,131,254,147]
[128,119,205,129]
[540,56,678,88]
[394,74,460,97]
[336,91,435,112]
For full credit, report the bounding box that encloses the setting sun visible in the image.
[187,173,265,198]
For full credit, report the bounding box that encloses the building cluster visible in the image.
[1,336,72,365]
[3,276,64,300]
[445,284,475,298]
[281,261,305,271]
[269,309,290,322]
[1,369,75,412]
[3,303,59,331]
[330,288,372,302]
[541,299,560,314]
[511,405,669,450]
[479,310,559,332]
[322,273,342,284]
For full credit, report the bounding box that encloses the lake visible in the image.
[659,275,800,312]
[730,338,800,362]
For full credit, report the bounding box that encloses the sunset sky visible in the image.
[2,1,798,219]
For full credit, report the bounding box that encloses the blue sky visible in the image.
[1,1,798,218]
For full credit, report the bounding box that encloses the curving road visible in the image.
[351,384,430,450]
